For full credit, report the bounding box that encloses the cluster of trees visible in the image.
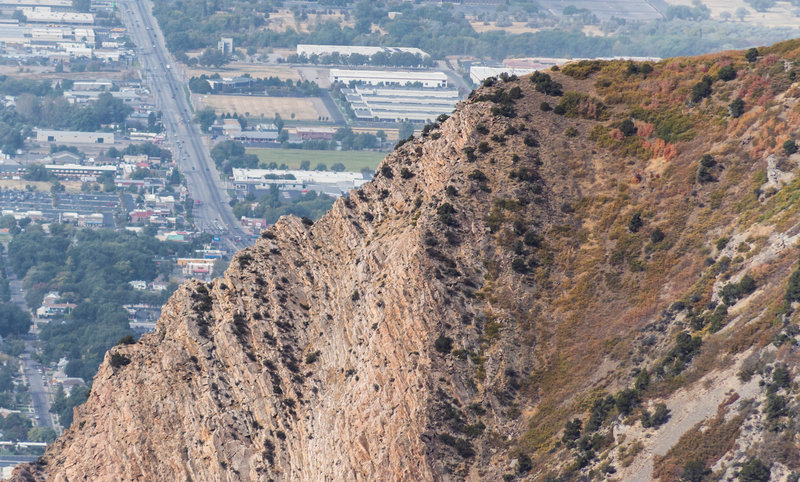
[285,127,383,151]
[189,75,320,97]
[285,51,433,68]
[665,3,710,21]
[0,357,29,422]
[0,303,31,338]
[232,186,334,223]
[194,108,217,132]
[152,0,800,63]
[15,92,131,131]
[0,78,134,156]
[50,384,89,429]
[7,225,192,381]
[107,142,172,162]
[210,140,259,174]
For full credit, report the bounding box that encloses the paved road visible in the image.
[319,89,346,125]
[119,0,250,252]
[20,347,54,430]
[4,259,54,430]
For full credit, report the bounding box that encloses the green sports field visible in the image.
[247,148,388,171]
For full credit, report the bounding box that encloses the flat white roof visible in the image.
[354,86,459,99]
[330,69,447,81]
[45,163,116,171]
[297,44,429,58]
[232,168,367,184]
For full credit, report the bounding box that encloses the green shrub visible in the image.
[540,102,552,111]
[437,203,456,225]
[116,335,135,345]
[435,335,453,353]
[634,369,650,391]
[380,165,394,178]
[681,460,710,482]
[517,454,533,474]
[718,65,737,81]
[720,275,756,305]
[562,418,582,446]
[556,92,606,120]
[784,139,797,155]
[739,457,770,481]
[530,71,563,96]
[524,135,539,147]
[463,146,477,162]
[561,60,603,79]
[464,421,485,437]
[615,388,639,415]
[468,170,488,182]
[641,403,670,428]
[305,350,321,364]
[109,352,130,368]
[690,75,713,103]
[730,98,745,118]
[745,47,759,63]
[585,395,616,432]
[237,253,253,268]
[650,227,665,243]
[628,212,643,232]
[511,257,528,273]
[523,231,542,247]
[619,119,637,137]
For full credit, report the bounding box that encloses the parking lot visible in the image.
[0,190,122,228]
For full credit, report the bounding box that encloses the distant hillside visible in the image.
[14,39,800,480]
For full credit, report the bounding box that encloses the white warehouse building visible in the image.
[36,129,114,144]
[330,69,448,88]
[297,44,429,58]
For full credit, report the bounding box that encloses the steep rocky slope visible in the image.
[14,40,800,481]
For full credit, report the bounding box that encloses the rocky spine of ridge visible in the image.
[14,40,800,481]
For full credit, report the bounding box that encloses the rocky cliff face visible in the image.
[14,40,800,481]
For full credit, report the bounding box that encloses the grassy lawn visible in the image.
[246,148,388,171]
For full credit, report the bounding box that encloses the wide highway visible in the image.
[119,0,250,251]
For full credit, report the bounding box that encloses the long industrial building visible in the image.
[330,69,448,88]
[19,6,93,23]
[344,86,460,123]
[36,129,115,144]
[232,168,369,198]
[297,44,429,58]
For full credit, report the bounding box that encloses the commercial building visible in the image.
[295,126,336,141]
[230,130,278,144]
[37,129,115,144]
[72,80,113,91]
[297,44,429,58]
[218,37,233,54]
[330,69,448,88]
[177,258,215,276]
[0,24,94,46]
[44,163,117,179]
[232,168,369,198]
[344,86,460,123]
[208,76,252,92]
[36,292,76,318]
[19,7,93,24]
[0,0,72,8]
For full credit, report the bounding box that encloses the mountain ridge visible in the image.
[14,39,800,480]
